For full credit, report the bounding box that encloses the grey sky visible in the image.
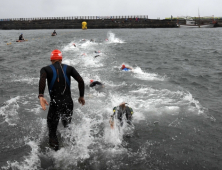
[0,0,221,19]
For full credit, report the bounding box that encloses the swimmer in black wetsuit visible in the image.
[111,102,133,127]
[89,80,104,87]
[38,49,85,151]
[19,33,24,40]
[52,30,57,35]
[94,55,100,58]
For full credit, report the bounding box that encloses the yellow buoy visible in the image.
[82,21,87,30]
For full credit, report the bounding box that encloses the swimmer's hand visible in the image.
[78,97,85,106]
[39,97,49,110]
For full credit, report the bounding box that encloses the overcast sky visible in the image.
[0,0,221,19]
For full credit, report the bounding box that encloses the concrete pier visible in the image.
[0,16,221,30]
[0,18,178,30]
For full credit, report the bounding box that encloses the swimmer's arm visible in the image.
[126,66,133,70]
[112,107,117,116]
[39,68,47,95]
[38,68,49,110]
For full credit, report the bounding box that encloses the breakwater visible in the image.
[0,17,178,29]
[1,15,222,29]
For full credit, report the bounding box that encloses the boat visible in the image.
[177,16,215,28]
[16,40,27,42]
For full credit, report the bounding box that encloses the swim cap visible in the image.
[122,65,125,69]
[50,49,63,60]
[90,80,94,83]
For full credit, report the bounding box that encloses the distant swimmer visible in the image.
[38,49,85,151]
[90,39,94,42]
[90,80,104,88]
[105,39,108,41]
[73,43,76,47]
[121,64,132,71]
[19,33,24,40]
[82,53,87,56]
[94,55,100,58]
[94,51,101,53]
[110,102,134,128]
[52,30,57,36]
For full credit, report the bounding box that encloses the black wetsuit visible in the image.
[39,61,84,140]
[94,55,100,58]
[19,35,23,40]
[90,81,103,87]
[112,106,133,125]
[53,31,57,35]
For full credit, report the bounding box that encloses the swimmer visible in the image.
[38,49,85,151]
[19,33,24,40]
[94,51,101,53]
[90,39,94,42]
[111,102,134,127]
[90,80,104,88]
[121,64,132,71]
[94,55,100,58]
[73,43,76,47]
[52,30,57,36]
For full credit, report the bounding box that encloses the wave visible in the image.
[106,32,125,44]
[0,96,20,126]
[133,67,165,81]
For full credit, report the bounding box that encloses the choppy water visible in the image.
[0,28,222,170]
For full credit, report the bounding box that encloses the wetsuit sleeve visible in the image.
[39,68,47,97]
[89,82,94,87]
[90,81,102,87]
[70,67,85,97]
[95,81,102,85]
[112,107,117,115]
[129,107,133,114]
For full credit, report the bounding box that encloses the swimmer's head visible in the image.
[90,80,94,83]
[50,49,63,61]
[122,65,125,69]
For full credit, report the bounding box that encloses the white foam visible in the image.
[2,119,47,170]
[48,112,95,168]
[13,77,39,85]
[132,67,165,81]
[106,32,125,43]
[0,96,20,126]
[129,87,205,116]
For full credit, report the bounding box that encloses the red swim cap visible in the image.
[122,65,125,69]
[50,49,63,60]
[90,80,94,83]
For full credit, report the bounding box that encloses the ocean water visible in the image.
[0,28,221,170]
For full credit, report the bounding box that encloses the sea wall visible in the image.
[0,19,178,30]
[1,17,221,30]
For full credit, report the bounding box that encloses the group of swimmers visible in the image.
[38,41,134,150]
[89,63,134,130]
